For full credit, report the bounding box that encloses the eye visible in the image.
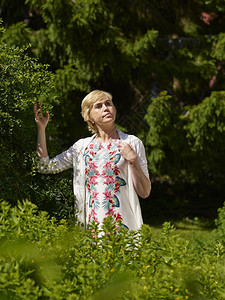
[95,103,102,109]
[105,101,112,106]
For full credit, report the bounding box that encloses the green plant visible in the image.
[0,27,75,218]
[1,199,225,299]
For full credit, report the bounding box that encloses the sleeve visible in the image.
[37,145,74,174]
[133,138,150,180]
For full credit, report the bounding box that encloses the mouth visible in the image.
[104,113,112,118]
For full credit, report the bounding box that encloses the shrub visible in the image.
[0,24,74,218]
[1,199,225,299]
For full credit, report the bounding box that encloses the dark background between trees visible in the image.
[0,0,225,225]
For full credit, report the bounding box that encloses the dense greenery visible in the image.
[0,1,225,218]
[1,199,225,299]
[0,24,74,218]
[1,2,225,298]
[143,89,225,179]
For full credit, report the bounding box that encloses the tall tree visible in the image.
[1,0,225,220]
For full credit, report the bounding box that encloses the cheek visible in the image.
[111,106,116,115]
[113,106,117,116]
[89,110,102,123]
[89,109,96,121]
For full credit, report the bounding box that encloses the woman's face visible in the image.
[89,98,116,128]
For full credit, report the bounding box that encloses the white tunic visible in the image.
[37,130,149,230]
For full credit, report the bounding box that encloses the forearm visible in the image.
[129,158,151,198]
[36,128,48,158]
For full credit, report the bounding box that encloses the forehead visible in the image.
[92,97,111,105]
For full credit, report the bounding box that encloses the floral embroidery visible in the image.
[84,139,127,227]
[105,209,122,221]
[84,142,101,223]
[88,208,98,223]
[102,190,120,209]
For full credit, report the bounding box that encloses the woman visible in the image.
[34,90,151,230]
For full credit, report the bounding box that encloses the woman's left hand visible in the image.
[119,142,137,164]
[119,141,151,198]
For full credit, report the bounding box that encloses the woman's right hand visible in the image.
[34,102,50,130]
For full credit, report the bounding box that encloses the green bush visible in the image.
[0,24,74,218]
[144,90,225,181]
[1,199,225,299]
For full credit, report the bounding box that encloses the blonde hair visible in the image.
[81,90,116,133]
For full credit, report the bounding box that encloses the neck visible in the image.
[96,126,118,143]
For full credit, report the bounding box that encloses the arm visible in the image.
[119,142,151,198]
[34,103,73,174]
[34,102,49,158]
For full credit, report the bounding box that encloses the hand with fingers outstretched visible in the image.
[34,102,49,158]
[34,102,50,131]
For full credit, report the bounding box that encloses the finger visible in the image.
[120,142,128,148]
[45,111,50,120]
[35,108,42,116]
[36,102,42,113]
[34,102,43,115]
[33,103,37,114]
[118,141,124,150]
[119,141,123,148]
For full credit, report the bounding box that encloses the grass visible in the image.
[149,217,215,241]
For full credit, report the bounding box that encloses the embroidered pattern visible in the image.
[84,139,127,225]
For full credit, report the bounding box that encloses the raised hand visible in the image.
[34,102,49,130]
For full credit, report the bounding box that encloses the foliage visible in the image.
[1,0,225,220]
[144,91,184,178]
[205,0,225,12]
[183,91,225,176]
[1,0,224,173]
[144,90,225,181]
[214,203,225,241]
[0,33,74,218]
[212,33,225,61]
[1,0,158,141]
[142,88,225,221]
[1,199,225,299]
